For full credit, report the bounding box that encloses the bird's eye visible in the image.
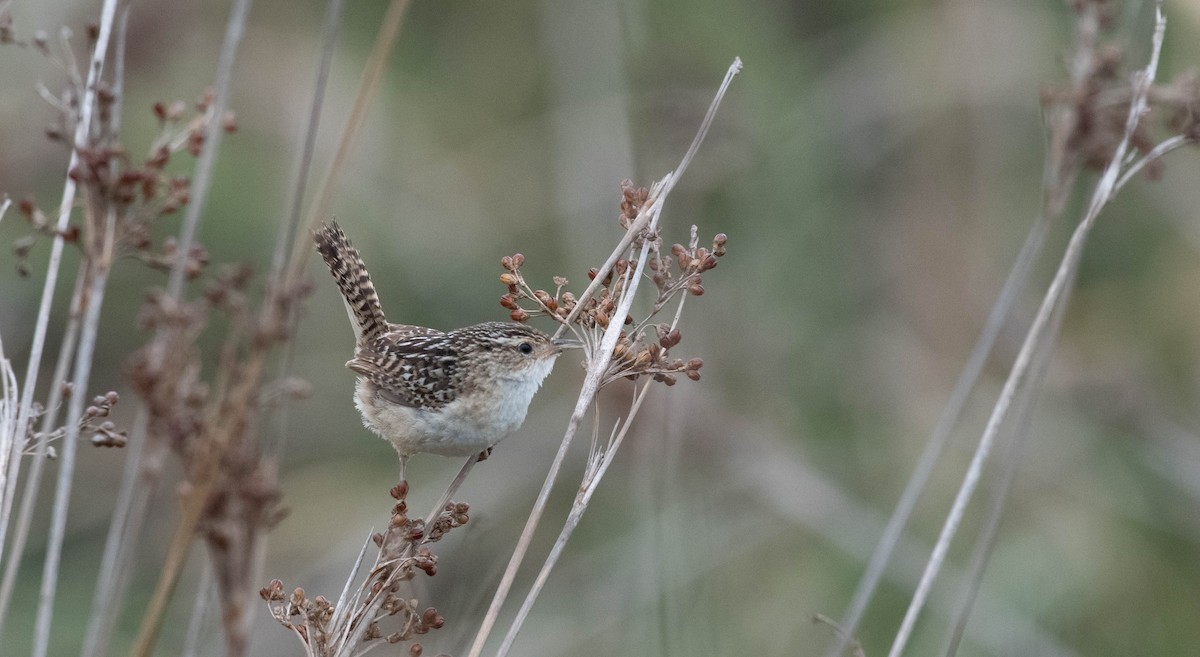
[518,342,533,354]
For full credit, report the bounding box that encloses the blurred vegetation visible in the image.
[2,0,1200,656]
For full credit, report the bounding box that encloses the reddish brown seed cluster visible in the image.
[83,391,126,447]
[609,327,704,386]
[497,181,727,389]
[12,87,233,279]
[262,481,463,655]
[618,179,650,229]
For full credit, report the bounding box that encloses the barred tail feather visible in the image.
[314,221,389,345]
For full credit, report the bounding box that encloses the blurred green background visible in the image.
[2,0,1200,655]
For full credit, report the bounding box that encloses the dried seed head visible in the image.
[499,272,517,286]
[391,480,409,500]
[509,308,529,322]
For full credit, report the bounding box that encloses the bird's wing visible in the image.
[347,330,460,409]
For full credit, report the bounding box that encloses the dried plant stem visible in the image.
[826,207,1056,657]
[467,58,740,657]
[119,1,253,654]
[423,455,478,528]
[495,381,653,657]
[886,6,1165,657]
[263,0,347,461]
[164,0,247,301]
[940,283,1069,657]
[0,267,85,640]
[1114,133,1194,191]
[553,58,742,338]
[77,407,150,657]
[181,559,214,657]
[271,0,346,278]
[0,0,119,568]
[33,209,117,657]
[284,0,412,281]
[466,194,665,657]
[129,354,268,657]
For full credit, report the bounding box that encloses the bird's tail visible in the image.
[313,221,389,345]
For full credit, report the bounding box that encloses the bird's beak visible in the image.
[551,337,584,351]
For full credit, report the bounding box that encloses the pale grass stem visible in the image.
[34,207,117,657]
[0,0,119,572]
[466,57,741,657]
[886,5,1167,657]
[124,0,254,653]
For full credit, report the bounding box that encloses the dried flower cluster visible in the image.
[261,480,463,657]
[1041,0,1200,178]
[18,386,127,457]
[10,27,232,278]
[125,259,310,655]
[499,180,727,386]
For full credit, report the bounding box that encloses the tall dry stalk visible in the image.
[881,3,1200,656]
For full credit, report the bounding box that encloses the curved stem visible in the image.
[886,6,1165,655]
[826,206,1053,657]
[33,212,116,657]
[0,267,84,641]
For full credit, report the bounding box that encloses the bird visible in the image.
[313,220,569,485]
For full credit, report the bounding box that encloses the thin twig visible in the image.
[164,0,247,301]
[33,207,117,657]
[466,57,740,657]
[826,208,1056,657]
[423,455,478,529]
[495,381,653,657]
[77,408,149,657]
[886,5,1166,656]
[284,0,413,283]
[0,266,85,641]
[1114,134,1193,191]
[180,559,214,657]
[465,196,666,657]
[0,0,119,571]
[554,58,742,339]
[940,268,1070,657]
[125,1,254,654]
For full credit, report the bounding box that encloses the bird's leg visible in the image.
[398,455,408,488]
[423,454,480,530]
